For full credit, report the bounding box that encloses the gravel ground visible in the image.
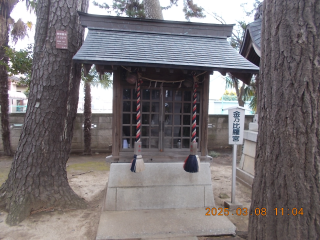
[0,150,251,240]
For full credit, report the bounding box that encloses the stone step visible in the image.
[96,208,236,240]
[142,237,198,240]
[99,237,198,240]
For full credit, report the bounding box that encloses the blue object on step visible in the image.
[130,154,137,172]
[183,155,199,173]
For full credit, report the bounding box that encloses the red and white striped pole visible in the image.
[183,78,200,173]
[130,77,145,172]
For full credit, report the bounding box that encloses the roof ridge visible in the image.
[88,27,228,40]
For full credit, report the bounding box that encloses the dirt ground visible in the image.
[0,150,251,240]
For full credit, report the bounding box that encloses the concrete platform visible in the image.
[142,237,198,240]
[105,163,215,211]
[96,208,236,240]
[236,168,253,188]
[238,129,257,189]
[98,162,236,240]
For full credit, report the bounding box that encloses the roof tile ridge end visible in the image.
[87,27,227,39]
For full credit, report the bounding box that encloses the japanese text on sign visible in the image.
[228,107,245,145]
[232,111,241,142]
[56,30,68,49]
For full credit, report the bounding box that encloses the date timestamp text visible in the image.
[205,207,304,216]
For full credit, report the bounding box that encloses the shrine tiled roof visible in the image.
[73,12,259,77]
[74,28,259,74]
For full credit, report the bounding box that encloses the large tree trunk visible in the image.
[254,73,259,113]
[233,77,245,107]
[0,0,88,226]
[248,1,320,239]
[0,1,19,156]
[83,81,92,155]
[65,63,83,160]
[144,0,163,19]
[0,49,12,156]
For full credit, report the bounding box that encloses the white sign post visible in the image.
[224,106,246,208]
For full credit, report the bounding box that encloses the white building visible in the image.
[8,76,28,113]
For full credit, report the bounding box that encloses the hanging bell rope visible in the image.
[136,75,142,143]
[191,81,198,144]
[130,75,145,173]
[183,76,200,173]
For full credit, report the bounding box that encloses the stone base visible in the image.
[249,122,258,132]
[238,130,257,190]
[243,130,258,142]
[104,162,215,211]
[97,162,236,240]
[224,201,243,210]
[236,168,253,188]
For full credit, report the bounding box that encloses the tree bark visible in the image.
[248,1,320,239]
[83,81,92,155]
[0,0,88,226]
[0,1,19,156]
[237,83,245,107]
[233,77,245,107]
[144,0,163,20]
[254,73,259,113]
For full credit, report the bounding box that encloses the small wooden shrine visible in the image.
[73,12,259,162]
[239,3,262,68]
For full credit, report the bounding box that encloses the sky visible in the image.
[9,0,257,104]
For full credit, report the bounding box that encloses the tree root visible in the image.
[0,182,7,209]
[4,189,87,226]
[72,170,93,176]
[30,207,55,215]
